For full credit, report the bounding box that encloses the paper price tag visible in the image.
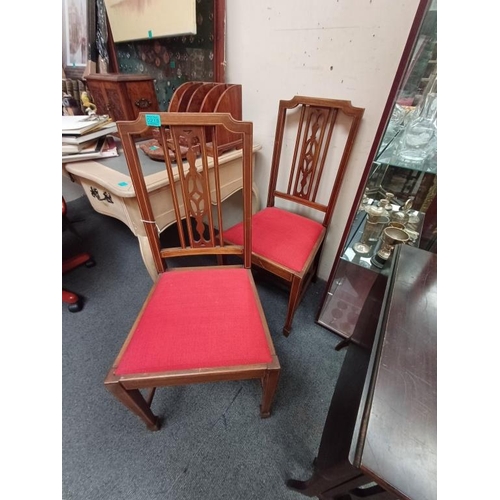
[145,114,161,127]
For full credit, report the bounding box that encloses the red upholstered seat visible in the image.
[224,207,324,273]
[116,268,272,375]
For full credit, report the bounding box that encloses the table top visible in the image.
[349,244,437,500]
[64,140,261,198]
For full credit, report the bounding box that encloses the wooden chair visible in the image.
[224,96,365,336]
[105,112,280,431]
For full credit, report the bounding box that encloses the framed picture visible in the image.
[103,0,196,43]
[62,0,88,68]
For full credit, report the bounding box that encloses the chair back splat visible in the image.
[119,113,253,274]
[224,96,365,336]
[105,112,280,431]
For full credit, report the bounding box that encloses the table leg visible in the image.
[137,235,159,281]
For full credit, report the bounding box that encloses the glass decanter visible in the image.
[394,92,437,169]
[379,103,408,149]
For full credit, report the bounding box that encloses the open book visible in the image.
[62,136,119,164]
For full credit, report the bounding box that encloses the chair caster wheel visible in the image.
[68,301,83,313]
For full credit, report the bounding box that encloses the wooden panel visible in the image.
[212,84,243,152]
[167,81,196,112]
[85,73,159,122]
[125,82,159,118]
[186,82,218,112]
[199,83,229,113]
[175,82,204,112]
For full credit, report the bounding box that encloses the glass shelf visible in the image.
[375,133,437,174]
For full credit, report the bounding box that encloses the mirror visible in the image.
[317,0,437,341]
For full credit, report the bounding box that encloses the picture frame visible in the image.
[62,0,88,70]
[103,0,196,43]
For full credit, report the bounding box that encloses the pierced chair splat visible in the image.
[224,96,365,336]
[104,112,280,431]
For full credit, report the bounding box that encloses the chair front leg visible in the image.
[105,381,161,431]
[260,363,280,418]
[283,275,302,337]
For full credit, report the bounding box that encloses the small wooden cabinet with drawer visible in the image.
[85,73,159,122]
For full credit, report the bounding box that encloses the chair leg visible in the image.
[63,289,83,312]
[260,365,280,418]
[311,248,323,283]
[105,381,161,431]
[283,276,302,337]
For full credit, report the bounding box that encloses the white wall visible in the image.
[225,0,420,280]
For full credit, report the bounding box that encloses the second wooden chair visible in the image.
[224,96,364,336]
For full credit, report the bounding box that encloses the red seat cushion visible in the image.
[115,268,272,375]
[224,207,324,273]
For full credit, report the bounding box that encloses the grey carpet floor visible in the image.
[62,195,346,500]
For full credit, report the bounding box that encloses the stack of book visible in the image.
[62,115,119,163]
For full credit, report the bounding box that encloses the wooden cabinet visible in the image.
[85,74,159,122]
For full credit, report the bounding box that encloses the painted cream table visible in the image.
[63,141,261,280]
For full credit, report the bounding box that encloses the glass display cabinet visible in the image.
[317,0,437,341]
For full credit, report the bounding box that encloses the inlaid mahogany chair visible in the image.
[105,112,280,431]
[224,96,364,336]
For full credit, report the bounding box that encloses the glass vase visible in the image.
[394,92,437,169]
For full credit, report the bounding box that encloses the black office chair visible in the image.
[62,197,95,312]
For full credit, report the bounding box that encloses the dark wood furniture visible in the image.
[104,112,280,431]
[85,73,159,122]
[224,96,364,336]
[287,244,437,499]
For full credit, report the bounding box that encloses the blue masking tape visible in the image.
[118,181,128,187]
[145,114,161,127]
[149,145,159,151]
[148,30,153,38]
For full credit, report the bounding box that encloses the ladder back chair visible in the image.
[224,96,364,336]
[105,112,280,431]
